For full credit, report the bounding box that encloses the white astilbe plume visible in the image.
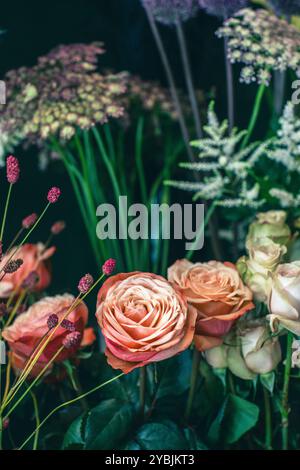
[165,103,266,208]
[266,102,300,174]
[270,188,300,208]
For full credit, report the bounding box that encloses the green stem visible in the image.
[28,388,40,450]
[263,386,272,450]
[281,332,293,450]
[139,367,146,420]
[18,372,124,450]
[184,349,201,423]
[0,183,13,242]
[242,84,265,149]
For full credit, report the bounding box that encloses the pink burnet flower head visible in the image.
[102,258,116,276]
[61,319,76,332]
[47,313,59,330]
[21,271,40,290]
[6,155,20,184]
[51,220,66,235]
[47,187,61,204]
[63,331,82,349]
[3,259,24,274]
[78,273,94,294]
[22,213,38,229]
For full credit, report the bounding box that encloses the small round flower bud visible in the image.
[51,220,66,235]
[6,155,20,184]
[63,331,82,349]
[61,319,76,332]
[78,273,94,293]
[47,313,59,330]
[3,259,23,274]
[102,258,116,276]
[2,418,9,430]
[47,187,61,203]
[22,213,38,229]
[0,303,7,317]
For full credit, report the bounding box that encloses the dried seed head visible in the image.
[0,302,7,317]
[102,258,116,276]
[63,331,82,349]
[6,155,20,184]
[3,259,23,274]
[47,313,59,330]
[22,213,38,229]
[78,273,94,293]
[61,319,76,332]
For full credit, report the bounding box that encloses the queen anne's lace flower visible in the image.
[217,8,300,85]
[141,0,198,25]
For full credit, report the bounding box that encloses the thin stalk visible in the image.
[184,348,201,423]
[28,388,40,450]
[5,290,27,328]
[139,367,146,420]
[175,19,203,138]
[242,84,265,149]
[0,183,13,242]
[6,227,24,253]
[281,332,293,450]
[224,37,234,132]
[144,5,194,163]
[263,386,272,450]
[18,372,124,450]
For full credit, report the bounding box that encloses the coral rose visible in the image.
[168,259,254,351]
[96,272,197,373]
[0,243,55,297]
[2,294,88,377]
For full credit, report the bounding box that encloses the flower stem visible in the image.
[242,84,265,149]
[0,183,13,242]
[139,367,147,420]
[224,38,234,132]
[281,332,293,450]
[184,348,201,423]
[263,386,272,450]
[18,372,124,450]
[175,19,203,138]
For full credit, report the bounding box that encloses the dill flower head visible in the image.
[269,0,300,16]
[198,0,248,18]
[217,8,300,85]
[141,0,198,25]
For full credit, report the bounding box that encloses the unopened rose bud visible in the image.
[247,210,291,247]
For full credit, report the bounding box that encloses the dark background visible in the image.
[0,0,259,296]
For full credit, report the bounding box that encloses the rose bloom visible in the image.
[206,323,281,379]
[168,259,254,351]
[2,294,90,377]
[238,237,287,302]
[268,262,300,335]
[0,243,55,297]
[96,272,197,373]
[246,210,291,247]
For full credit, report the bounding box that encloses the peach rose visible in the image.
[96,272,197,373]
[168,259,254,351]
[0,243,55,297]
[2,294,88,377]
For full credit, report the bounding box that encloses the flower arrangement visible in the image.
[2,0,300,454]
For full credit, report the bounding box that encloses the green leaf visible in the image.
[155,350,192,399]
[260,372,275,394]
[85,399,135,450]
[127,421,189,450]
[183,428,208,450]
[62,414,86,450]
[208,394,260,445]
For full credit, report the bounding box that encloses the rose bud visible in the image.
[96,272,197,373]
[246,210,291,248]
[268,262,300,335]
[168,259,254,351]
